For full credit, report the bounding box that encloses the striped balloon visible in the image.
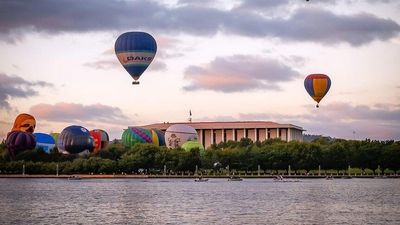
[115,32,157,84]
[304,74,331,108]
[122,127,153,147]
[150,129,166,146]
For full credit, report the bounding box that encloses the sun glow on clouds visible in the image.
[30,102,130,124]
[183,55,300,92]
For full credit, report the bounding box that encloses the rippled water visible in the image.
[0,178,399,225]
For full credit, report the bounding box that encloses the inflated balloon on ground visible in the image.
[150,129,166,146]
[122,127,153,147]
[34,133,55,153]
[165,124,198,149]
[181,140,205,155]
[90,129,109,154]
[6,131,36,159]
[11,113,36,133]
[57,125,94,154]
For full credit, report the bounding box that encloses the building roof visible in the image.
[140,121,304,131]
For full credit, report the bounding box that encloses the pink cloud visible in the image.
[30,102,130,125]
[183,55,299,92]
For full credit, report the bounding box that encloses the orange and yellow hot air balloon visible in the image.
[304,74,331,108]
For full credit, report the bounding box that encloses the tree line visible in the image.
[0,138,399,175]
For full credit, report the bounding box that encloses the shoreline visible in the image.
[0,174,398,179]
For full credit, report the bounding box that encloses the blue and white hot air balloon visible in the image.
[115,32,157,85]
[34,133,56,153]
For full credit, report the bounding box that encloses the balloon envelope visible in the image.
[50,133,60,145]
[181,140,205,155]
[6,131,36,159]
[122,127,153,147]
[150,129,166,146]
[115,32,157,82]
[90,129,109,154]
[11,113,36,133]
[34,133,55,153]
[304,74,331,106]
[57,125,94,154]
[165,124,198,149]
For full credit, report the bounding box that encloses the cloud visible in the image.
[0,73,53,110]
[29,102,131,125]
[238,102,400,140]
[183,55,300,92]
[234,0,290,11]
[1,1,399,46]
[83,59,120,70]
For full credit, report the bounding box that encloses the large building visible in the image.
[142,121,304,149]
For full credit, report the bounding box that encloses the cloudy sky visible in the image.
[0,0,399,141]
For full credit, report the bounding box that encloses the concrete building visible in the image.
[141,121,304,149]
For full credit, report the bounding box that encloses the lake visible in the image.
[0,178,399,225]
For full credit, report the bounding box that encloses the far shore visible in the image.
[0,174,399,179]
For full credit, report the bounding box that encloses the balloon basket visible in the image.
[132,81,140,85]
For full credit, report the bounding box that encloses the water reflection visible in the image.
[0,178,399,225]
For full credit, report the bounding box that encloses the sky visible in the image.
[0,0,399,141]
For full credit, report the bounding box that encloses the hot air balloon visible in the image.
[90,129,109,154]
[165,124,198,149]
[181,140,205,155]
[11,113,36,133]
[50,132,60,145]
[115,32,157,85]
[34,133,56,153]
[150,129,166,146]
[304,74,331,108]
[57,125,94,155]
[122,127,153,147]
[6,131,36,160]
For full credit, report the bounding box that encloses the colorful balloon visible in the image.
[34,133,55,153]
[90,129,109,154]
[165,124,198,149]
[50,133,60,145]
[57,125,94,155]
[6,131,36,159]
[122,127,153,147]
[304,74,331,108]
[11,113,36,133]
[181,140,205,155]
[150,129,166,146]
[115,31,157,85]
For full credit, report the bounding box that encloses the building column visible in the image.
[233,129,236,141]
[211,129,214,145]
[277,128,280,139]
[254,128,257,141]
[287,128,291,141]
[266,128,269,140]
[244,128,246,138]
[222,128,225,142]
[199,129,203,146]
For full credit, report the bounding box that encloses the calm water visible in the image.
[0,178,399,225]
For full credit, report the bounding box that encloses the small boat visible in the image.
[325,176,334,180]
[68,175,82,180]
[228,176,243,181]
[194,177,209,182]
[273,175,300,182]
